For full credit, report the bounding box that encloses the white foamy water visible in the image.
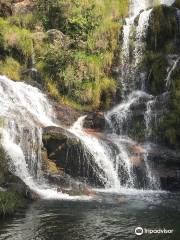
[106,91,151,134]
[120,0,153,91]
[70,116,120,192]
[161,0,176,5]
[0,75,91,200]
[134,9,152,68]
[166,57,180,89]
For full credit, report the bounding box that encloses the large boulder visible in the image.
[42,126,106,187]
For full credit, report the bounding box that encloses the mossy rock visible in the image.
[144,52,168,95]
[147,5,178,52]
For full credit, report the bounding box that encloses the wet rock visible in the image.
[53,102,82,127]
[146,144,180,167]
[83,112,106,131]
[1,173,39,200]
[145,144,180,190]
[42,126,106,187]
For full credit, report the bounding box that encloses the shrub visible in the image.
[0,57,21,81]
[0,18,33,62]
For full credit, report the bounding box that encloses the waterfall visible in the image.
[166,57,180,89]
[0,0,176,197]
[120,1,153,92]
[0,75,90,200]
[104,0,167,190]
[144,99,156,140]
[161,0,176,5]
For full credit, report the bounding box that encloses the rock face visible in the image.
[146,144,180,191]
[42,126,105,187]
[83,112,106,131]
[53,102,82,127]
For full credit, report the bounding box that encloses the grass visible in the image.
[0,57,21,81]
[0,191,23,216]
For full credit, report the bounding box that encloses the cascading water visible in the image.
[0,75,90,200]
[105,0,178,190]
[120,0,153,92]
[70,117,120,191]
[104,0,177,190]
[0,0,176,197]
[166,57,180,89]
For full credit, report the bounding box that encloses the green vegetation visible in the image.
[0,0,129,110]
[35,0,129,109]
[0,17,33,81]
[0,191,23,216]
[143,5,179,95]
[147,5,178,52]
[159,67,180,149]
[0,57,21,80]
[145,52,167,95]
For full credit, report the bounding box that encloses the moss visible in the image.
[158,69,180,149]
[144,52,167,95]
[147,5,178,52]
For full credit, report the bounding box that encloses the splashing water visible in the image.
[120,1,153,92]
[70,116,120,192]
[0,75,91,200]
[0,0,176,198]
[166,57,180,89]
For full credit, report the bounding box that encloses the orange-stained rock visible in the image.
[131,145,146,154]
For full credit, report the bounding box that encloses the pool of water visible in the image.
[0,191,180,240]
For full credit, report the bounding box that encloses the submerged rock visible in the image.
[42,126,106,187]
